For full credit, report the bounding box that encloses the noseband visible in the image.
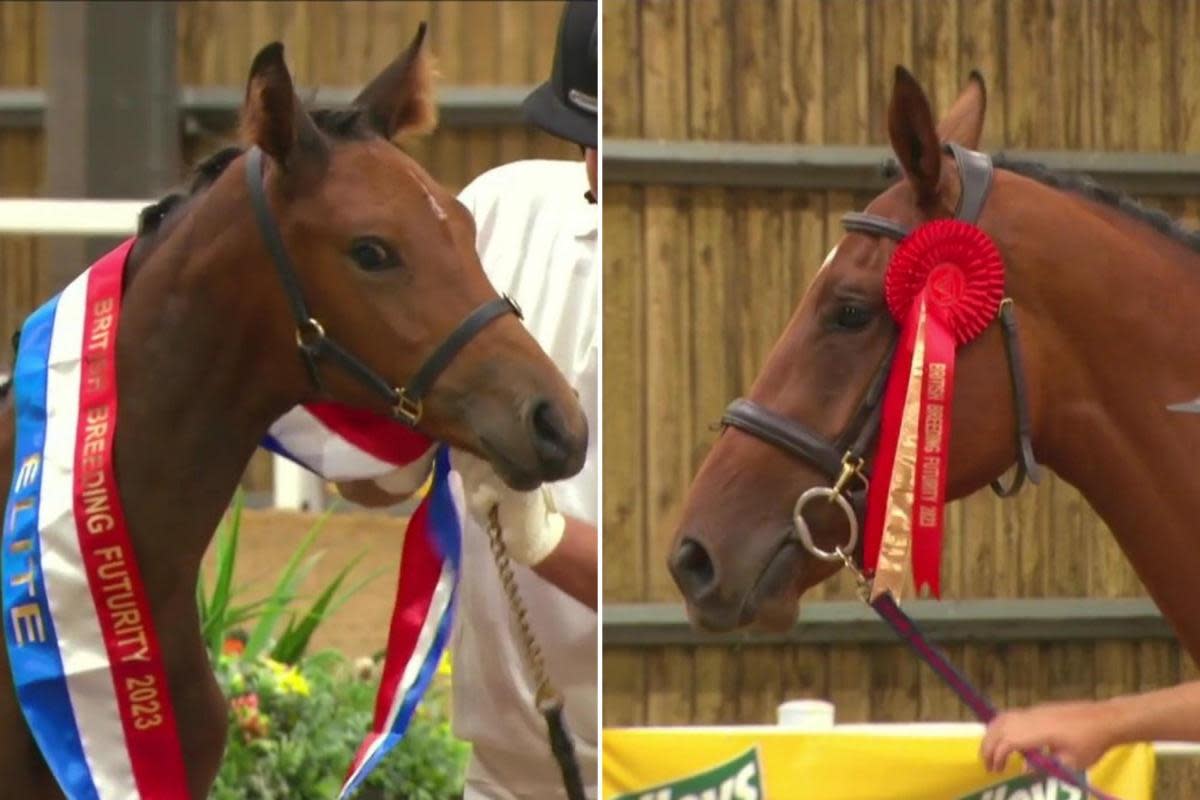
[244,146,520,425]
[721,142,1041,563]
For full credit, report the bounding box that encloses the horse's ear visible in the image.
[887,66,941,207]
[242,42,327,168]
[936,70,987,150]
[353,22,438,140]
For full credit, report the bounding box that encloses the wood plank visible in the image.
[694,646,741,724]
[827,644,871,722]
[738,645,787,724]
[779,0,825,144]
[602,185,646,602]
[820,0,868,144]
[602,648,647,728]
[645,646,695,725]
[866,0,914,145]
[869,644,921,722]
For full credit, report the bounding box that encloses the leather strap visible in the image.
[990,299,1042,496]
[722,399,846,480]
[405,295,519,404]
[842,211,910,242]
[245,147,325,389]
[945,142,994,223]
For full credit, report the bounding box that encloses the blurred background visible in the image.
[0,0,570,655]
[602,0,1200,795]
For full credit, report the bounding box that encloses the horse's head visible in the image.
[195,28,587,489]
[670,68,1039,631]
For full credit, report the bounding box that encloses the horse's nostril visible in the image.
[670,538,717,599]
[529,398,572,465]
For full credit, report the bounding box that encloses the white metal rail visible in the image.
[0,197,323,509]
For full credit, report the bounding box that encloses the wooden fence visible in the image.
[603,1,1200,794]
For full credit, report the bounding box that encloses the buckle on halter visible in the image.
[830,452,868,498]
[394,389,423,425]
[295,317,326,352]
[503,293,524,320]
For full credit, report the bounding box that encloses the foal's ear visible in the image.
[353,23,438,140]
[242,42,327,168]
[887,66,941,207]
[936,70,987,150]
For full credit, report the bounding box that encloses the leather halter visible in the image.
[244,146,520,425]
[721,143,1041,546]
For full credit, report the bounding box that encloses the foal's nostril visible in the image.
[669,538,718,600]
[529,397,572,465]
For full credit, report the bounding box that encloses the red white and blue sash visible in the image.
[4,241,464,798]
[265,404,463,799]
[2,240,188,799]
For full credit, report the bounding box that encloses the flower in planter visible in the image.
[230,693,271,742]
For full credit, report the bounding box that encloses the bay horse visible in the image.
[669,66,1200,667]
[0,27,587,799]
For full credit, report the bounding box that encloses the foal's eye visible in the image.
[349,237,400,272]
[834,304,874,331]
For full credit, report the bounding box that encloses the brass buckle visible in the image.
[830,452,868,498]
[295,317,326,351]
[394,389,423,425]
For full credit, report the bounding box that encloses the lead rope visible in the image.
[828,551,1121,800]
[485,505,586,800]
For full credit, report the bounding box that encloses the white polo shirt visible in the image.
[451,160,598,799]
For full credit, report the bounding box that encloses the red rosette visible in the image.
[884,219,1004,344]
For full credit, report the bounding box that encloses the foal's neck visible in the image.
[115,198,300,582]
[1026,194,1200,659]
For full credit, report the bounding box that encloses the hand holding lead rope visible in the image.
[451,449,584,800]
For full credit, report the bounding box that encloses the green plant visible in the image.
[210,652,468,800]
[197,491,379,664]
[201,496,469,798]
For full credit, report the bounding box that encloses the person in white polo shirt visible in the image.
[341,2,598,797]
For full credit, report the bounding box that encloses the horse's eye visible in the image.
[834,304,873,331]
[349,237,399,272]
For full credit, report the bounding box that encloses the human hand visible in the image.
[980,700,1120,773]
[451,450,565,566]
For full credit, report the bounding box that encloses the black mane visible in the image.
[137,107,376,238]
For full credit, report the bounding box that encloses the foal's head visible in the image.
[144,28,587,489]
[671,69,1040,630]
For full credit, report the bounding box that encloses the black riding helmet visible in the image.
[521,0,597,149]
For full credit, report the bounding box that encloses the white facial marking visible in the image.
[407,167,448,221]
[818,243,840,275]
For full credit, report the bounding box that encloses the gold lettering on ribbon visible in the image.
[872,302,928,602]
[11,603,46,645]
[14,455,39,492]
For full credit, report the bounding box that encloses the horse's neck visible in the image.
[113,223,297,601]
[1028,200,1200,659]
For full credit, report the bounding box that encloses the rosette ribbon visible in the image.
[863,219,1004,600]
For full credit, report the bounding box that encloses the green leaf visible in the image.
[204,491,244,654]
[243,506,334,658]
[271,551,367,664]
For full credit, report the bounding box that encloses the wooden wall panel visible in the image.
[604,5,1200,792]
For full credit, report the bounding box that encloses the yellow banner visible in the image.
[603,727,1154,800]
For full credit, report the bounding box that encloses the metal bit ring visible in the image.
[793,486,859,562]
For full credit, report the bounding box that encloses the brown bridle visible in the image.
[720,143,1041,563]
